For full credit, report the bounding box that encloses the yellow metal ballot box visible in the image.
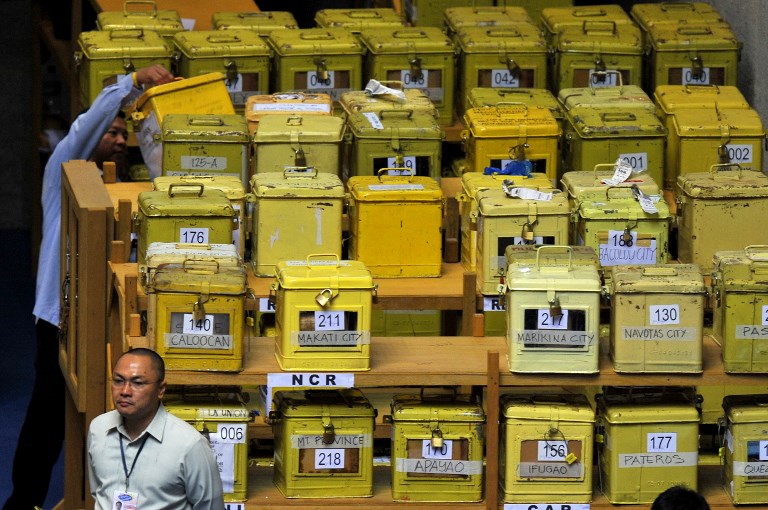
[609,264,706,373]
[722,394,768,505]
[212,11,298,38]
[272,255,376,371]
[140,241,241,292]
[96,2,184,43]
[147,262,247,371]
[245,92,333,137]
[466,87,565,131]
[388,392,486,502]
[271,388,375,498]
[500,393,595,503]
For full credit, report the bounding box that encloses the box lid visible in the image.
[153,175,247,200]
[476,187,569,216]
[347,173,443,202]
[164,391,251,422]
[250,169,344,198]
[723,394,768,423]
[96,5,184,36]
[314,8,404,33]
[555,23,643,55]
[597,391,700,423]
[558,83,655,112]
[390,393,485,423]
[456,24,547,55]
[160,113,249,143]
[132,72,233,113]
[672,107,764,138]
[340,86,438,118]
[143,242,241,273]
[647,22,741,51]
[500,393,595,423]
[653,84,749,115]
[712,246,768,288]
[676,164,768,198]
[566,106,666,139]
[275,255,374,290]
[630,2,724,31]
[360,26,454,55]
[461,172,554,198]
[254,114,345,143]
[211,11,298,34]
[268,27,365,56]
[561,169,662,201]
[506,261,601,292]
[467,87,564,120]
[346,109,442,140]
[172,29,271,58]
[137,187,235,217]
[540,5,634,33]
[274,388,375,419]
[246,92,333,118]
[444,5,533,33]
[505,245,599,270]
[77,29,172,59]
[464,104,560,138]
[152,263,247,294]
[611,264,705,294]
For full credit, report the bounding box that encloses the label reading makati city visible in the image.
[599,230,657,266]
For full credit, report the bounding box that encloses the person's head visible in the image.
[89,112,128,171]
[651,485,710,510]
[111,348,166,426]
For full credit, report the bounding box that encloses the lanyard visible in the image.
[119,433,149,490]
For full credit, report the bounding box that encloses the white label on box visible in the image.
[292,434,371,449]
[589,69,620,87]
[368,184,425,191]
[182,313,216,334]
[537,309,569,330]
[681,67,711,85]
[618,451,698,467]
[760,440,768,461]
[484,296,506,311]
[212,423,247,444]
[538,440,568,461]
[259,297,275,312]
[253,102,331,113]
[314,311,346,331]
[762,306,768,325]
[421,439,453,459]
[195,408,249,421]
[314,448,345,469]
[599,233,657,266]
[401,69,428,88]
[386,156,416,172]
[307,70,335,90]
[181,156,228,171]
[395,458,483,475]
[735,326,768,339]
[621,326,697,341]
[208,436,235,493]
[164,333,233,350]
[618,152,648,172]
[363,111,384,129]
[491,69,520,88]
[724,144,755,164]
[649,304,680,325]
[225,73,244,92]
[223,504,244,510]
[291,330,370,346]
[505,187,553,201]
[179,227,209,245]
[518,462,583,478]
[732,461,768,477]
[505,505,590,510]
[517,330,595,346]
[647,432,677,452]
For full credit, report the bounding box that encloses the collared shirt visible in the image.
[33,73,142,326]
[87,404,224,510]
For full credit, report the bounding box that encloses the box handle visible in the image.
[283,166,317,178]
[377,167,414,180]
[641,266,678,277]
[123,0,157,17]
[660,2,700,13]
[206,33,242,44]
[709,162,742,179]
[299,31,335,41]
[486,28,522,38]
[187,115,225,127]
[306,253,341,269]
[572,7,609,18]
[108,29,146,41]
[394,29,428,39]
[536,245,573,271]
[379,109,413,119]
[677,26,714,36]
[744,245,768,261]
[182,258,219,274]
[345,10,383,19]
[167,183,204,197]
[495,101,528,114]
[582,19,616,35]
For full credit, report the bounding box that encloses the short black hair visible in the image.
[651,486,710,510]
[120,347,165,382]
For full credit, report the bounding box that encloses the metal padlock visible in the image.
[549,296,562,317]
[431,427,443,448]
[315,288,334,307]
[521,222,535,242]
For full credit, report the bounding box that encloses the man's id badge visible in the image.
[113,490,138,510]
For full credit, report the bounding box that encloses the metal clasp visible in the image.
[316,288,334,307]
[409,57,423,81]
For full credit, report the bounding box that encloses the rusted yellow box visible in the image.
[712,246,768,373]
[504,245,602,374]
[609,264,706,373]
[212,11,298,38]
[245,92,333,136]
[271,388,375,497]
[550,22,644,93]
[457,171,554,273]
[562,105,666,183]
[500,393,595,503]
[272,256,375,371]
[676,165,768,274]
[630,2,725,53]
[164,390,251,501]
[466,87,565,131]
[249,170,344,276]
[253,114,345,176]
[388,392,486,502]
[344,109,443,179]
[172,29,271,113]
[140,241,241,291]
[540,4,635,45]
[346,172,443,278]
[666,107,765,190]
[314,8,404,36]
[360,26,457,127]
[147,262,246,371]
[134,186,237,264]
[443,5,533,40]
[455,23,548,115]
[339,81,438,120]
[644,21,742,91]
[475,187,571,295]
[722,394,768,504]
[403,0,493,28]
[561,168,671,267]
[462,105,561,181]
[152,175,248,259]
[268,28,365,106]
[596,389,700,504]
[156,113,250,186]
[75,28,173,108]
[96,1,184,43]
